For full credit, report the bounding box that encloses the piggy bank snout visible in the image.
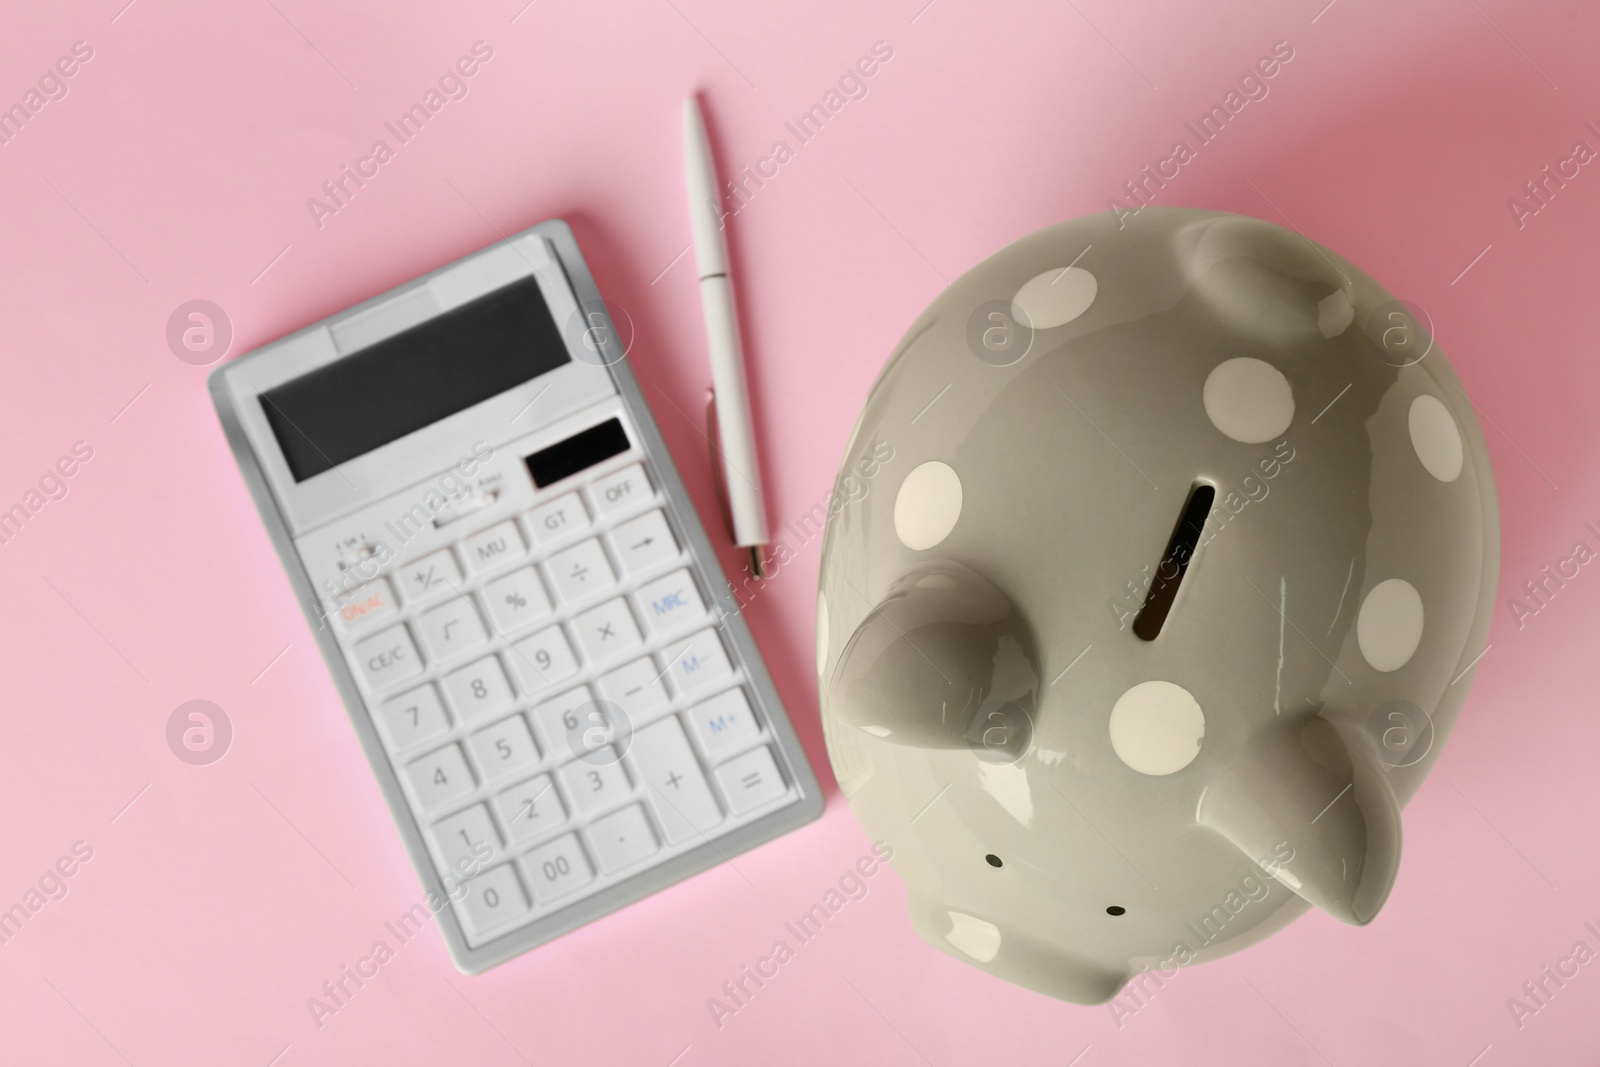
[830,560,1039,761]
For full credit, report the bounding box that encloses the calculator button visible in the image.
[398,548,462,604]
[405,744,476,812]
[634,570,706,635]
[509,625,580,694]
[715,746,787,815]
[418,596,490,661]
[525,834,594,903]
[533,687,598,760]
[597,657,670,719]
[468,714,540,782]
[462,520,526,574]
[484,567,553,633]
[494,774,567,843]
[609,510,678,575]
[661,629,734,694]
[529,492,590,545]
[591,464,651,515]
[632,716,723,845]
[548,538,616,603]
[687,687,760,758]
[431,804,502,879]
[587,804,659,874]
[354,625,423,690]
[379,683,451,752]
[572,598,643,663]
[559,753,631,815]
[443,654,515,721]
[458,863,529,933]
[335,577,397,631]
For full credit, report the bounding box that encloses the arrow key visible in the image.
[609,509,678,575]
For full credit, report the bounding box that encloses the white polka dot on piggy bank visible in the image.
[817,208,1498,1005]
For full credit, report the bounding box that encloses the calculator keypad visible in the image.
[529,493,589,545]
[686,687,759,757]
[559,753,631,815]
[507,626,578,694]
[462,520,525,575]
[468,714,541,781]
[337,577,398,631]
[571,597,642,663]
[419,596,490,661]
[591,464,650,515]
[547,538,616,602]
[432,804,501,876]
[460,864,530,933]
[527,835,594,903]
[380,683,451,751]
[597,657,670,718]
[484,568,552,633]
[716,746,787,815]
[632,716,722,845]
[588,804,659,874]
[399,548,463,604]
[355,625,424,690]
[406,744,476,812]
[328,443,800,949]
[495,774,566,843]
[661,629,733,693]
[444,655,516,722]
[635,569,705,634]
[609,510,678,575]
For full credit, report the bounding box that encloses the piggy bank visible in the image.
[816,207,1498,1004]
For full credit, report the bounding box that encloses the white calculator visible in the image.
[210,220,822,972]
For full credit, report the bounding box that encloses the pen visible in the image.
[682,95,771,578]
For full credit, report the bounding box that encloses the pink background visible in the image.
[2,0,1598,1063]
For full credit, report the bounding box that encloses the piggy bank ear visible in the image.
[829,561,1039,760]
[1198,716,1402,925]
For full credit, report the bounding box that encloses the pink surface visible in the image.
[2,0,1598,1063]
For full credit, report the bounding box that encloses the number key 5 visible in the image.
[468,714,540,781]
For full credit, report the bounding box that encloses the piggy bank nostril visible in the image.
[1106,906,1127,916]
[985,854,1003,867]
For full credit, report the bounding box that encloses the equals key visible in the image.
[714,746,786,816]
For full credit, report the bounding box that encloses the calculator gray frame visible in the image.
[209,219,823,973]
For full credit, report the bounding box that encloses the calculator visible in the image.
[210,220,822,972]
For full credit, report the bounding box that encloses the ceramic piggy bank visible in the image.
[817,207,1498,1004]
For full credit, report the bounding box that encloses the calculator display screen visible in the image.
[260,276,570,481]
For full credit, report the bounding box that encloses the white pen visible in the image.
[682,95,771,577]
